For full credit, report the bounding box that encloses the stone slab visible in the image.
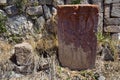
[104,18,120,25]
[104,25,120,32]
[57,4,98,70]
[111,3,120,18]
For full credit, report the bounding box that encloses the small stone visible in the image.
[39,0,52,5]
[53,0,64,7]
[14,42,34,66]
[4,5,18,16]
[98,75,105,80]
[0,0,7,5]
[36,16,45,30]
[26,5,43,16]
[52,7,57,15]
[101,44,114,61]
[43,5,52,20]
[0,9,7,17]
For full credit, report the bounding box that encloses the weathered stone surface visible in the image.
[104,18,120,25]
[111,33,120,40]
[53,0,64,7]
[57,4,98,70]
[104,5,110,18]
[36,16,45,29]
[98,13,103,32]
[105,0,120,4]
[0,9,6,17]
[6,15,33,35]
[4,5,18,16]
[0,0,7,5]
[39,0,52,5]
[92,0,103,12]
[104,25,120,32]
[43,5,52,20]
[26,5,43,16]
[101,43,114,61]
[14,42,34,66]
[111,3,120,18]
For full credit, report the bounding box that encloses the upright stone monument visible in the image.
[57,4,98,70]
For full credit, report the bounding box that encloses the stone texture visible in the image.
[111,33,120,40]
[14,42,34,66]
[104,18,120,25]
[43,5,52,20]
[101,43,114,61]
[104,25,120,32]
[4,5,18,16]
[39,0,53,5]
[105,0,120,4]
[98,13,103,32]
[36,16,45,30]
[111,3,120,18]
[0,9,6,17]
[6,15,33,35]
[0,0,7,5]
[104,5,110,18]
[53,0,64,7]
[57,4,98,70]
[26,5,43,16]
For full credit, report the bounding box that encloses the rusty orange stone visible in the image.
[57,4,98,70]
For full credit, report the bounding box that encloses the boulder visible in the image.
[6,15,33,35]
[0,0,7,5]
[14,42,34,66]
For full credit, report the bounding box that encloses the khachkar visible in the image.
[57,4,98,70]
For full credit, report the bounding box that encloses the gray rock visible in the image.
[111,3,120,18]
[36,16,45,30]
[6,15,33,35]
[26,5,43,16]
[81,0,89,4]
[43,5,52,20]
[105,0,120,4]
[104,25,120,33]
[53,0,64,7]
[104,5,110,18]
[0,0,7,5]
[0,9,7,17]
[4,5,18,16]
[98,75,105,80]
[52,7,57,15]
[101,44,114,61]
[104,18,120,25]
[111,33,120,40]
[14,42,34,66]
[39,0,52,5]
[97,13,103,32]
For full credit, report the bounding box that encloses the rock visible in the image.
[104,25,120,33]
[45,19,57,33]
[14,42,34,66]
[111,33,120,40]
[26,5,43,16]
[6,15,33,35]
[104,18,120,25]
[57,5,98,70]
[101,44,114,61]
[81,0,89,4]
[98,13,103,32]
[111,3,120,18]
[105,0,120,4]
[4,5,18,16]
[53,0,64,7]
[43,5,52,20]
[39,0,52,5]
[36,16,45,30]
[0,0,7,5]
[98,75,105,80]
[0,9,7,17]
[104,5,110,18]
[52,7,57,15]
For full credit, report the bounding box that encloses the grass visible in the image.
[0,13,7,34]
